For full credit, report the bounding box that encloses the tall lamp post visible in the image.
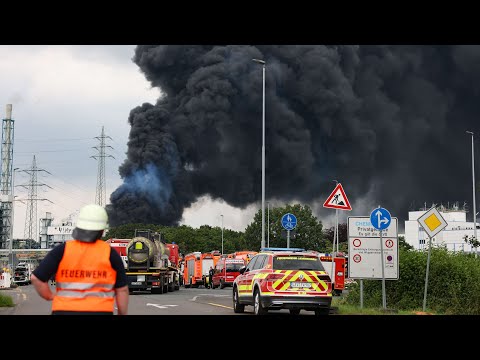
[267,201,270,248]
[221,214,224,256]
[253,58,266,250]
[467,131,477,258]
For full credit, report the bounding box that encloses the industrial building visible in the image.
[404,203,479,253]
[39,211,78,249]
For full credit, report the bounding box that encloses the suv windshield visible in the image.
[273,255,325,271]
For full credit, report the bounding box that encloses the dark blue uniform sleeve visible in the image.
[32,243,65,282]
[110,248,128,288]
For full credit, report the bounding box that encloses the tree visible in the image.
[244,203,327,251]
[105,223,247,256]
[463,235,480,249]
[323,223,348,253]
[398,235,413,251]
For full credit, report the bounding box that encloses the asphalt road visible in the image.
[0,284,327,315]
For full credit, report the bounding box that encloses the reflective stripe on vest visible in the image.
[56,282,114,290]
[52,240,117,313]
[56,290,115,298]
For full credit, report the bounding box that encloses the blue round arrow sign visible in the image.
[370,207,392,230]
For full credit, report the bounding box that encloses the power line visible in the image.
[19,156,53,241]
[91,126,114,207]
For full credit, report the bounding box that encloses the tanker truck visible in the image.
[125,229,180,294]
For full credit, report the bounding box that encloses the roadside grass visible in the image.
[0,293,15,307]
[332,297,434,315]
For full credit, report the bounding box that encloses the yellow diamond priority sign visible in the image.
[417,206,448,238]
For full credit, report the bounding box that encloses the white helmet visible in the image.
[76,204,109,231]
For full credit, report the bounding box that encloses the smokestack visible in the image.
[6,104,12,119]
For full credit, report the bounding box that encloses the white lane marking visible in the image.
[22,293,27,301]
[190,294,230,301]
[146,303,178,309]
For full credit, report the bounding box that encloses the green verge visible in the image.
[0,293,15,307]
[342,247,480,315]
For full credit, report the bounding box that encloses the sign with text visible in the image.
[347,216,399,280]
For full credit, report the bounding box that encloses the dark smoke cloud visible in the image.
[107,45,479,227]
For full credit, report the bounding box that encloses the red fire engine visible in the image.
[319,252,347,295]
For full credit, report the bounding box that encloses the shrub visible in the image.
[345,247,480,314]
[0,293,15,307]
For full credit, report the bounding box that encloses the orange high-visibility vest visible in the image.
[52,240,117,313]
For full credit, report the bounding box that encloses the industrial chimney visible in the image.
[6,104,12,119]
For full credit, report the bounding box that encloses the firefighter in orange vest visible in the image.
[31,204,129,315]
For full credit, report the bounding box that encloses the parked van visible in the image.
[212,258,245,289]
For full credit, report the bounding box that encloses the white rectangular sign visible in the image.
[348,216,399,280]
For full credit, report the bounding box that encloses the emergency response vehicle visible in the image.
[233,248,332,315]
[212,257,245,289]
[319,252,347,295]
[183,251,216,288]
[228,250,258,264]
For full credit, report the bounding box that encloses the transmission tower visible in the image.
[91,126,114,207]
[21,155,53,245]
[0,104,14,250]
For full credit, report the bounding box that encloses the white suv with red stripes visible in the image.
[232,248,332,315]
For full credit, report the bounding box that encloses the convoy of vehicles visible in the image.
[105,233,350,315]
[233,248,333,315]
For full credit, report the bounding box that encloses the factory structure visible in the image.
[39,211,79,249]
[404,202,479,253]
[0,104,112,271]
[0,104,14,251]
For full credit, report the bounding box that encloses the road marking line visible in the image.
[22,293,26,301]
[207,302,233,309]
[146,303,179,309]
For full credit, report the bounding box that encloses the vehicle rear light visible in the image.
[266,273,284,280]
[152,282,159,286]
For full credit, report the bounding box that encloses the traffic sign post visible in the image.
[347,217,398,279]
[417,206,448,312]
[281,213,297,249]
[323,183,352,211]
[370,206,392,310]
[323,182,352,280]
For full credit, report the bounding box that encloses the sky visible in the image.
[0,45,259,239]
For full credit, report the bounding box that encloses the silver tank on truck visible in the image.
[127,236,171,268]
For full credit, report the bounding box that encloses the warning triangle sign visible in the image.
[323,183,352,211]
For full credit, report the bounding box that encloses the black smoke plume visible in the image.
[107,45,479,227]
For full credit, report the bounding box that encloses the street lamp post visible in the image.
[267,201,270,248]
[252,58,266,250]
[467,131,477,258]
[221,214,224,256]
